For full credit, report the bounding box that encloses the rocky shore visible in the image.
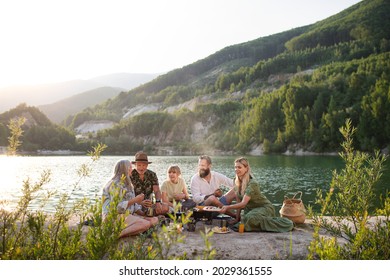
[159,219,320,260]
[74,216,385,259]
[111,218,326,260]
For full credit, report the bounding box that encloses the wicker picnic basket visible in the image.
[279,191,306,224]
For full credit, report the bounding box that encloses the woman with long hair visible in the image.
[219,157,294,232]
[102,159,158,238]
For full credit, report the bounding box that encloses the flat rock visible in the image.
[165,219,319,260]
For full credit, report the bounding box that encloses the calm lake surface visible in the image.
[0,154,388,213]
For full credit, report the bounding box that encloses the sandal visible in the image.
[227,219,239,225]
[229,223,240,232]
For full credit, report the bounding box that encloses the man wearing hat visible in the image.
[130,151,168,215]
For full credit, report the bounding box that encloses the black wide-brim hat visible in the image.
[131,151,152,164]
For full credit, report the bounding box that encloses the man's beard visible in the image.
[199,168,210,178]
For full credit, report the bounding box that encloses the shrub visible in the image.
[308,119,389,259]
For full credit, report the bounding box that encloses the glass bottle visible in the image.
[150,192,156,204]
[147,193,155,217]
[238,210,245,233]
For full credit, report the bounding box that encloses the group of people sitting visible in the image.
[102,151,294,238]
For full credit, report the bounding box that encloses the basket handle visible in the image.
[292,191,303,200]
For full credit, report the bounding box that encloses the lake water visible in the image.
[0,154,388,213]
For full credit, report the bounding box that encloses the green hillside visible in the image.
[286,0,390,51]
[0,104,76,151]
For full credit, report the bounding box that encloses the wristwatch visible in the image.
[156,199,161,203]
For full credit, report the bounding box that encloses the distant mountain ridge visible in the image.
[0,72,160,114]
[88,73,161,89]
[37,86,124,123]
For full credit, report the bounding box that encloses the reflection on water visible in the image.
[209,155,345,212]
[0,154,388,213]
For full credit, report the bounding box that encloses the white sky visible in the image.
[0,0,361,88]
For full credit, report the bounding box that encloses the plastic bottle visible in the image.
[238,210,245,233]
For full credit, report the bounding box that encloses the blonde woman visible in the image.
[102,159,158,238]
[219,157,294,232]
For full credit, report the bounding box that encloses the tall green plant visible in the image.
[308,119,389,259]
[0,170,51,259]
[84,182,127,260]
[7,117,26,155]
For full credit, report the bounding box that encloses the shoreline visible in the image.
[1,149,341,157]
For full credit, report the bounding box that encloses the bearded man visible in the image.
[190,155,236,211]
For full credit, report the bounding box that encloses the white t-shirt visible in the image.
[190,171,234,204]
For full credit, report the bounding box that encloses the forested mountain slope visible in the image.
[0,104,76,151]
